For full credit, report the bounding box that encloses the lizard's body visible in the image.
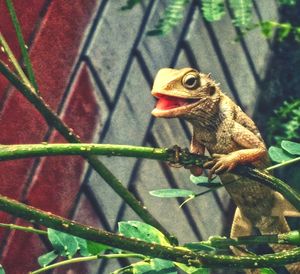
[151,68,300,273]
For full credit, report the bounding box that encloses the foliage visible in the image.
[228,0,253,28]
[37,228,108,268]
[268,140,300,164]
[201,0,225,22]
[267,99,300,146]
[147,0,190,35]
[122,0,300,42]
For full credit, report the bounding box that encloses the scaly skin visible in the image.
[151,68,300,273]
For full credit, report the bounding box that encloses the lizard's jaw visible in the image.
[152,93,199,118]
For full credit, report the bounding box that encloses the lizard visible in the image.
[150,67,300,273]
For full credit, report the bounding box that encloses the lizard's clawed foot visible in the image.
[204,153,238,179]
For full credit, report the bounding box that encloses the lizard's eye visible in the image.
[182,73,200,90]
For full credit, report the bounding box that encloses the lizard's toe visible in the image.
[203,160,215,168]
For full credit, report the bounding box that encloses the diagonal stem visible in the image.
[0,33,31,88]
[4,0,39,93]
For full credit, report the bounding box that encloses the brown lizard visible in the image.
[151,68,300,273]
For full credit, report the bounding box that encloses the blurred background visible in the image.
[0,0,299,273]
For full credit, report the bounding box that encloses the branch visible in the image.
[0,143,299,213]
[0,60,174,243]
[0,192,300,269]
[203,231,300,248]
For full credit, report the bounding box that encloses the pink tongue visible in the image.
[156,95,189,110]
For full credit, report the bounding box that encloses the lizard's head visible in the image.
[151,68,221,119]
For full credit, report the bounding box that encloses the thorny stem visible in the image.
[4,0,39,93]
[0,60,175,243]
[0,192,300,269]
[30,253,146,274]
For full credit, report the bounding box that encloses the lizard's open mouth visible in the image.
[155,94,198,110]
[152,93,199,117]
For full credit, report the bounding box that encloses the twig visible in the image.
[30,253,146,274]
[0,222,46,235]
[0,33,31,88]
[4,0,39,93]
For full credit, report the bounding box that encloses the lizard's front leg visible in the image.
[204,122,267,178]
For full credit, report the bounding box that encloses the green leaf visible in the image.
[268,146,294,163]
[133,259,177,273]
[47,228,78,258]
[260,21,276,38]
[294,27,300,42]
[259,268,277,274]
[281,140,300,155]
[229,0,253,28]
[278,23,292,41]
[118,221,170,245]
[147,0,190,35]
[183,242,216,252]
[0,265,5,274]
[202,0,225,22]
[149,188,195,198]
[37,251,58,267]
[86,240,109,255]
[190,175,222,187]
[176,262,210,274]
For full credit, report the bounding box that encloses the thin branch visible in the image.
[0,61,174,243]
[0,192,300,269]
[266,156,300,171]
[4,0,39,93]
[30,253,146,274]
[0,33,31,88]
[0,222,46,235]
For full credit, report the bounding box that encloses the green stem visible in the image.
[4,0,39,93]
[0,222,46,235]
[0,142,299,214]
[0,62,174,243]
[0,192,300,269]
[30,253,146,274]
[266,156,300,171]
[203,230,300,248]
[0,143,171,162]
[0,33,31,88]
